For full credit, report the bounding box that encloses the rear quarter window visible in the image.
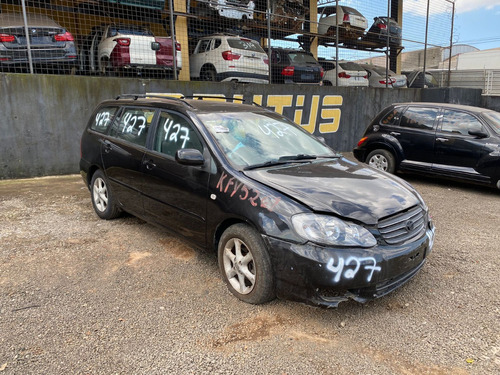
[380,107,404,125]
[89,107,118,133]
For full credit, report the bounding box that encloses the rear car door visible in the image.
[141,110,211,246]
[433,109,492,182]
[394,106,439,171]
[101,106,157,216]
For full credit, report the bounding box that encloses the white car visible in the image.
[319,59,369,87]
[195,0,255,20]
[189,34,269,83]
[318,5,368,43]
[80,24,181,76]
[362,64,407,88]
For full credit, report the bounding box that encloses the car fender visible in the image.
[366,134,404,163]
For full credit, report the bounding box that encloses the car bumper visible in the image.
[352,147,367,162]
[263,224,435,308]
[218,71,269,84]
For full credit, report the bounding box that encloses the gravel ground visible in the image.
[1,166,499,375]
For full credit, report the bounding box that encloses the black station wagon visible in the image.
[353,102,500,190]
[80,95,435,308]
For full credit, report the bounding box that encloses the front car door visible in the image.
[141,110,211,246]
[101,106,157,216]
[433,109,492,183]
[391,105,440,172]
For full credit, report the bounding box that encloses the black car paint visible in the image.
[264,47,323,84]
[81,97,434,308]
[353,102,500,188]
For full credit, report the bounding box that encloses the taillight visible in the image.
[343,14,350,22]
[0,33,15,43]
[115,38,130,46]
[222,50,240,60]
[54,31,74,42]
[263,58,269,65]
[338,72,351,79]
[363,74,368,79]
[391,78,396,84]
[320,67,324,78]
[357,137,368,147]
[175,42,181,51]
[377,23,387,30]
[281,66,294,76]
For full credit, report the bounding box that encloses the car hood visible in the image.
[244,157,420,225]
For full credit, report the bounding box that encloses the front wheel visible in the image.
[218,224,275,305]
[366,149,396,173]
[90,170,121,219]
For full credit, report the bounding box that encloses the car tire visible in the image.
[218,224,275,305]
[201,67,216,82]
[90,170,121,220]
[366,149,396,173]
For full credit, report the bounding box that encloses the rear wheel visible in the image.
[100,58,115,76]
[90,170,121,219]
[366,149,396,173]
[218,224,275,305]
[200,67,216,82]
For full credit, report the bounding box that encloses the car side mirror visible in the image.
[175,149,205,166]
[468,130,488,139]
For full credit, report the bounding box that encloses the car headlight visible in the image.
[292,214,377,248]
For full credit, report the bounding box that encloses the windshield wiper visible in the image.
[278,154,317,161]
[243,154,317,171]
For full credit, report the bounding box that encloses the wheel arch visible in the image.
[363,141,402,166]
[212,218,259,254]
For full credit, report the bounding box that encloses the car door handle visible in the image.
[436,138,449,142]
[390,132,400,136]
[143,159,156,170]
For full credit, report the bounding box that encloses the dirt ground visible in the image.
[0,172,499,374]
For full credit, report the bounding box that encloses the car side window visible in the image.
[154,112,203,158]
[380,107,404,125]
[441,110,485,136]
[400,107,438,130]
[197,39,211,53]
[213,38,221,49]
[90,106,118,133]
[109,107,155,147]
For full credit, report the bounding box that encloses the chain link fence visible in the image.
[0,0,459,87]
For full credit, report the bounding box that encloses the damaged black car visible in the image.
[80,95,435,308]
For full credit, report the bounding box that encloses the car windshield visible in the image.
[199,111,337,169]
[482,111,500,134]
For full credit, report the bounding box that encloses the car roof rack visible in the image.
[115,94,195,108]
[115,94,265,109]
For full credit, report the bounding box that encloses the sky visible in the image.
[398,0,500,51]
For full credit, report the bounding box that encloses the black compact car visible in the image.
[353,102,500,190]
[0,13,78,73]
[80,95,435,308]
[265,47,324,84]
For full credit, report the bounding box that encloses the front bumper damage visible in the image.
[263,223,435,308]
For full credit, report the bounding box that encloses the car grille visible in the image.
[378,205,426,245]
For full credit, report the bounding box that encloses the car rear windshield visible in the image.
[342,6,363,16]
[483,111,500,135]
[339,62,365,71]
[288,52,318,64]
[227,38,264,52]
[111,26,153,36]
